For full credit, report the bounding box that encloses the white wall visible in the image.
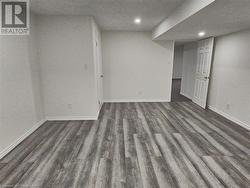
[37,16,99,120]
[208,29,250,127]
[173,45,184,79]
[102,31,174,102]
[0,14,44,156]
[28,15,44,122]
[180,42,197,99]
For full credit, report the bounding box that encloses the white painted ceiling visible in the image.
[31,0,185,31]
[156,0,250,41]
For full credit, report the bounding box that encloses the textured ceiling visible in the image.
[156,0,250,41]
[31,0,185,31]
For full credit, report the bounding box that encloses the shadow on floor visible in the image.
[171,79,191,102]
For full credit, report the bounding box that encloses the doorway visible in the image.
[171,38,214,108]
[171,45,191,102]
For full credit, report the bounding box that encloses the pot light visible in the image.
[198,31,206,37]
[134,18,141,24]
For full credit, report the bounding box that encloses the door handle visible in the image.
[204,76,209,79]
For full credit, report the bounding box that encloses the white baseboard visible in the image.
[46,105,102,121]
[46,115,98,121]
[208,105,250,131]
[103,99,170,103]
[0,110,101,159]
[0,118,46,160]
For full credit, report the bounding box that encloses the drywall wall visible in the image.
[180,42,197,99]
[28,15,44,122]
[0,14,44,156]
[102,31,174,102]
[37,16,99,120]
[173,45,184,79]
[208,29,250,127]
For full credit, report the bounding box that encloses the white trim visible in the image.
[103,99,170,103]
[0,110,101,159]
[46,115,98,121]
[0,119,46,160]
[46,106,101,121]
[208,105,250,131]
[96,102,103,119]
[169,41,175,103]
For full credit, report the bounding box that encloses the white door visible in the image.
[193,37,214,108]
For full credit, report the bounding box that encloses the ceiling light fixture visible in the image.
[134,18,141,24]
[198,31,206,37]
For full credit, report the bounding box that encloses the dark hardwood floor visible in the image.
[0,102,250,188]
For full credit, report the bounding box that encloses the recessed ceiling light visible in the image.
[198,31,206,37]
[134,18,141,24]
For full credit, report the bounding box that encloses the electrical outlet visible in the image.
[226,104,230,110]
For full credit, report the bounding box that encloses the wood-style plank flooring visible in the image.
[1,102,250,188]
